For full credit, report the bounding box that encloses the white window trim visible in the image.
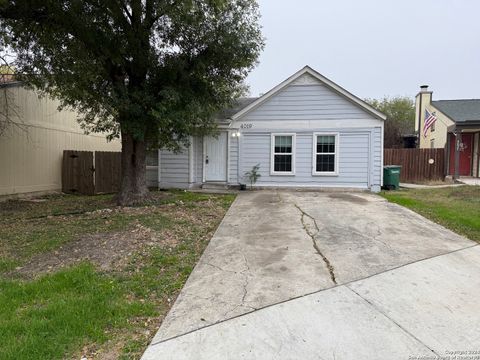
[312,132,339,176]
[270,133,296,176]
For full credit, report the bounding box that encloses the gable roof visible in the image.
[217,97,258,119]
[230,65,386,121]
[432,99,480,123]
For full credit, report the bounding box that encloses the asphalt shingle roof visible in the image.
[432,99,480,123]
[217,97,258,119]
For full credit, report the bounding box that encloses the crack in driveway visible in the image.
[222,254,254,317]
[203,262,238,274]
[202,254,255,319]
[240,254,250,303]
[294,203,337,285]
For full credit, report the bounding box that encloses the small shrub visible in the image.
[244,164,261,190]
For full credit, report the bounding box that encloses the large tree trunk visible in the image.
[117,131,149,206]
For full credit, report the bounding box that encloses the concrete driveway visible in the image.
[142,191,480,360]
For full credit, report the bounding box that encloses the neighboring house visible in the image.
[0,82,121,196]
[153,66,386,192]
[415,85,480,178]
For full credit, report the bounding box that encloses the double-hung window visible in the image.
[313,133,339,175]
[271,134,295,175]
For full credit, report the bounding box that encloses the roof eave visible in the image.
[0,81,23,89]
[215,118,232,127]
[454,120,480,128]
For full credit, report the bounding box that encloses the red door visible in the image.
[449,133,473,176]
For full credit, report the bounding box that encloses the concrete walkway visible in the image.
[400,182,463,189]
[142,191,479,359]
[400,177,480,189]
[459,177,480,186]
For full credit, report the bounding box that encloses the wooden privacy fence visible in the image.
[384,148,445,183]
[62,150,121,195]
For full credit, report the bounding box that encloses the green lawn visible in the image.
[0,190,235,359]
[381,186,480,242]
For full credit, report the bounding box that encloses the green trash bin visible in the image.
[383,165,401,190]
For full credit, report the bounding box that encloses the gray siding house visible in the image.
[148,66,386,192]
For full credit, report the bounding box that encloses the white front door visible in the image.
[205,132,228,182]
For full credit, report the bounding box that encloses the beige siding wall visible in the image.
[0,85,120,196]
[415,92,454,149]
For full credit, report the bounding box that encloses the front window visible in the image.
[313,134,338,175]
[271,134,295,174]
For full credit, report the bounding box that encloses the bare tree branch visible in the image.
[0,51,26,136]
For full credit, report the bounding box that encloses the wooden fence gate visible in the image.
[62,150,121,195]
[384,148,445,183]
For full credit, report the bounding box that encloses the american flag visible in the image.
[423,109,437,137]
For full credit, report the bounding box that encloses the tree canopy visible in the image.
[366,96,415,148]
[0,0,264,204]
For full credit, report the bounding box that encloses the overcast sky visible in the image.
[245,0,480,101]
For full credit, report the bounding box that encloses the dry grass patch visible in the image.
[0,190,235,360]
